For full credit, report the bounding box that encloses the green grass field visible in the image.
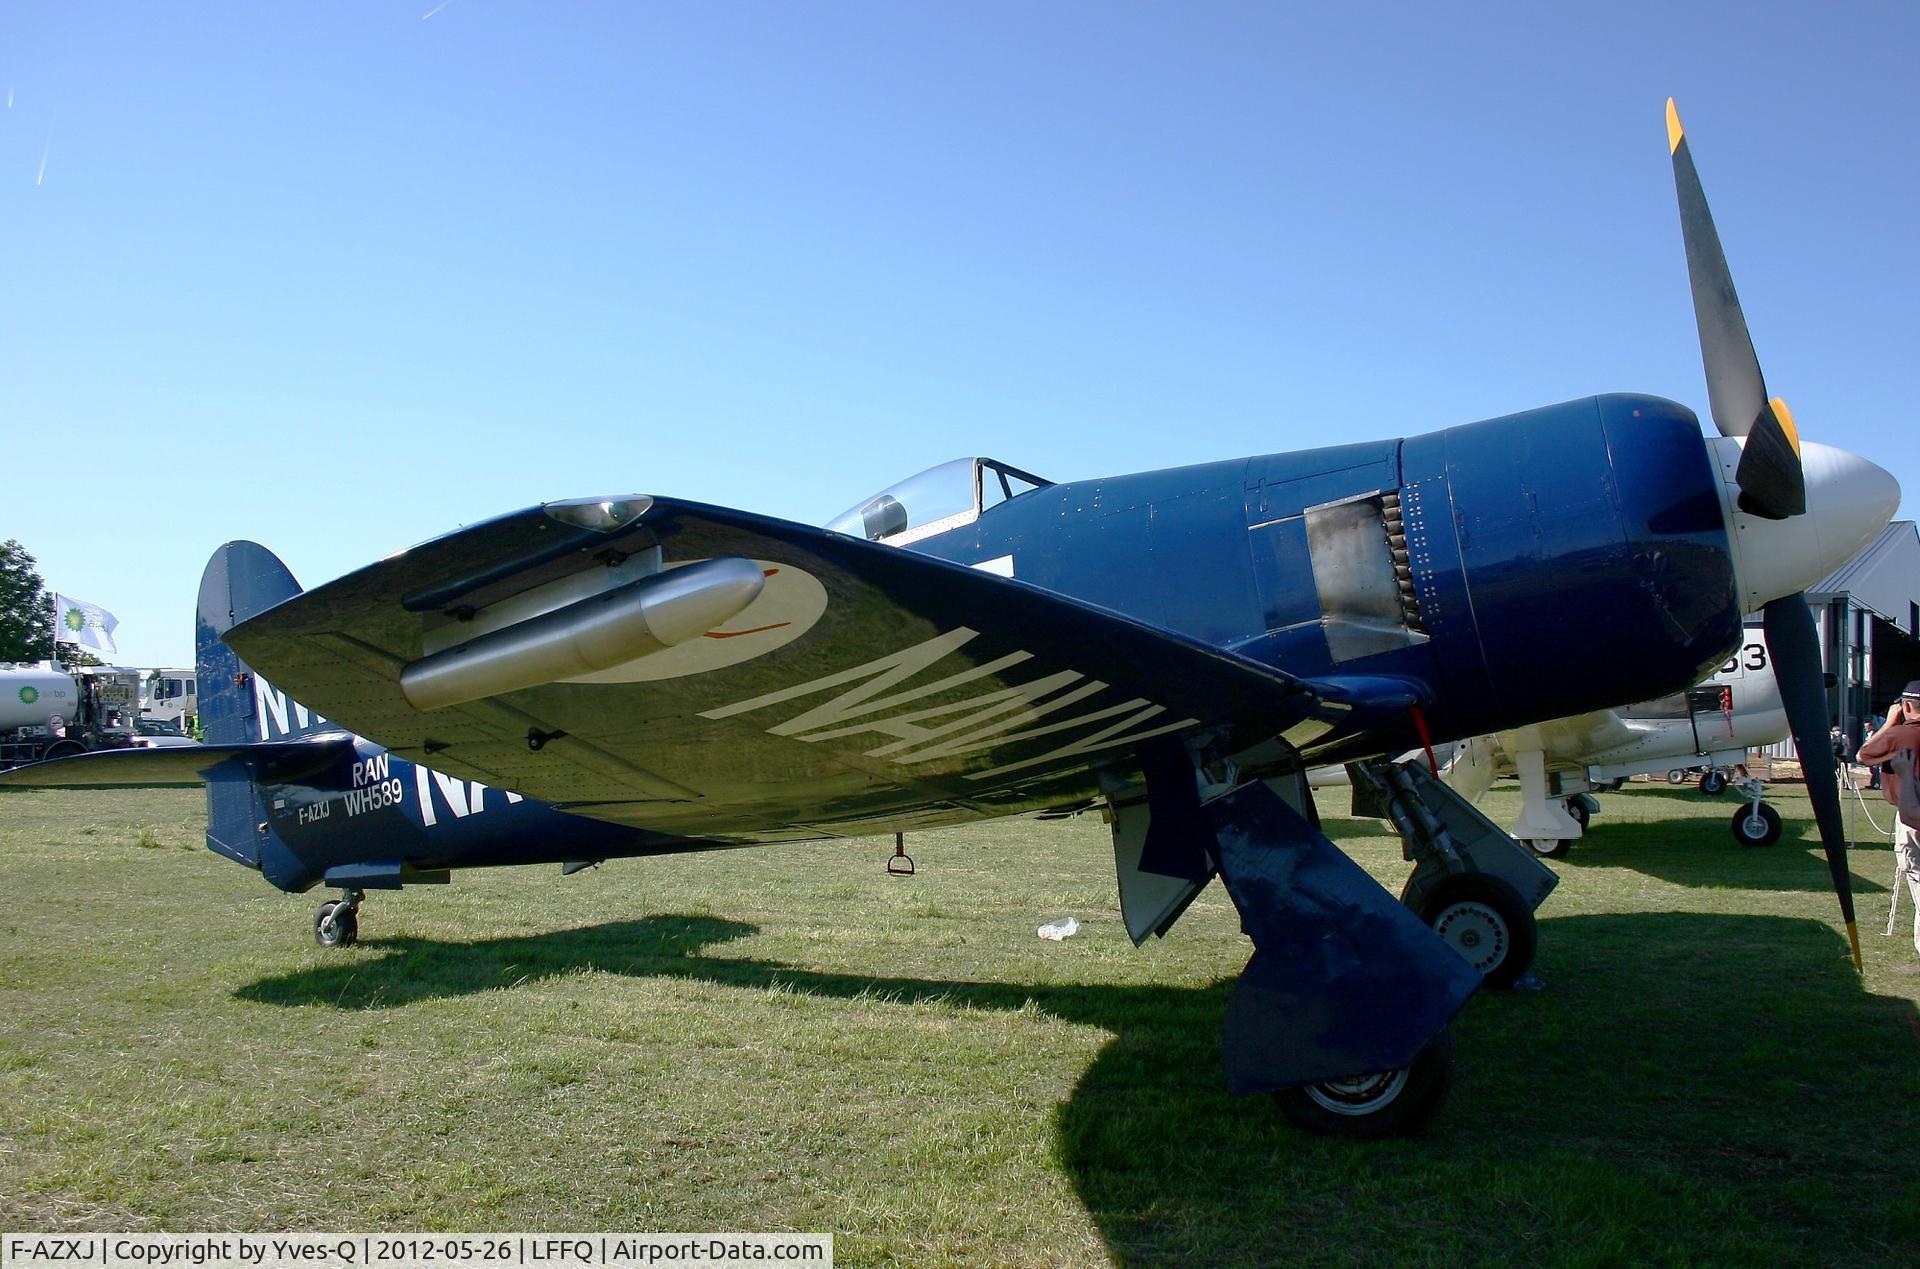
[3,778,1918,1265]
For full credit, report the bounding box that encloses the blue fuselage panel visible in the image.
[911,394,1740,759]
[252,737,714,892]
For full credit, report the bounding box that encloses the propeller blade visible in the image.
[1735,396,1808,520]
[1668,99,1770,441]
[1764,593,1863,970]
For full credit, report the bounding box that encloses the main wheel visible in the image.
[1667,769,1689,785]
[1274,1028,1456,1140]
[1564,797,1590,830]
[1419,874,1537,989]
[1525,837,1570,859]
[1730,801,1783,848]
[1699,770,1728,796]
[314,900,358,948]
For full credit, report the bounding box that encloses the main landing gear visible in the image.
[1668,765,1734,795]
[1522,794,1598,860]
[1417,874,1538,990]
[1355,758,1559,991]
[1111,758,1545,1139]
[314,889,364,948]
[1127,772,1478,1141]
[1274,1028,1457,1140]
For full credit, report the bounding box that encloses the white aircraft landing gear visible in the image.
[314,889,364,948]
[1728,773,1781,847]
[1273,1027,1457,1139]
[1527,794,1600,860]
[1511,748,1584,859]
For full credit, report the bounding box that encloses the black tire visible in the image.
[1667,769,1689,785]
[1274,1027,1456,1140]
[1419,874,1537,990]
[1730,801,1783,848]
[1564,797,1590,830]
[1526,837,1571,860]
[314,900,358,948]
[1699,770,1728,796]
[44,740,86,761]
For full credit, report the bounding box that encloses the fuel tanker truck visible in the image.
[1,662,144,769]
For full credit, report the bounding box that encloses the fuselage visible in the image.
[907,393,1743,762]
[206,392,1870,893]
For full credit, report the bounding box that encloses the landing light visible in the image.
[544,496,653,532]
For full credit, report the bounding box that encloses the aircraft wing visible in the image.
[0,737,356,788]
[223,497,1415,840]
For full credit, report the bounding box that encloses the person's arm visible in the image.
[1859,721,1905,765]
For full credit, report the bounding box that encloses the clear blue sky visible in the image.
[4,3,1916,668]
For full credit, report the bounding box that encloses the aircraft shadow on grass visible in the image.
[239,911,1920,1263]
[1550,791,1899,898]
[1554,836,1897,899]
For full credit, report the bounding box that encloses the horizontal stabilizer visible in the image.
[0,737,356,789]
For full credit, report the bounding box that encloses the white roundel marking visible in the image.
[564,559,829,683]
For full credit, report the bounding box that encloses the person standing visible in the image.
[1856,684,1920,970]
[1869,713,1887,789]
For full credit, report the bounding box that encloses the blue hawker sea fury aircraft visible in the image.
[3,104,1900,1137]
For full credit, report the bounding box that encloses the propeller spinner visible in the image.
[1669,99,1899,970]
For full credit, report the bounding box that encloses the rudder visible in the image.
[196,542,308,867]
[196,541,306,745]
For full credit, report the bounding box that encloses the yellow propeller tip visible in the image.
[1769,396,1803,458]
[1846,921,1863,972]
[1666,99,1684,154]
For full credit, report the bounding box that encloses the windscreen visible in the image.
[825,458,1050,542]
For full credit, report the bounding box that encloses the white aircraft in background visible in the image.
[1437,628,1788,855]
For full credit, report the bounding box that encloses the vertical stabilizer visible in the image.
[196,542,305,744]
[195,542,307,866]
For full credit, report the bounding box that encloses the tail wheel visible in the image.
[1731,801,1783,847]
[1274,1028,1456,1140]
[314,900,358,948]
[1419,874,1537,989]
[1525,837,1570,860]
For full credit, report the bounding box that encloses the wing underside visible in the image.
[223,498,1400,840]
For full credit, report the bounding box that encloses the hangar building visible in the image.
[1799,519,1920,749]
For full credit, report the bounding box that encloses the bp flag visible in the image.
[54,593,119,654]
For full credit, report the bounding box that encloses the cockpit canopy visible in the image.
[825,457,1052,544]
